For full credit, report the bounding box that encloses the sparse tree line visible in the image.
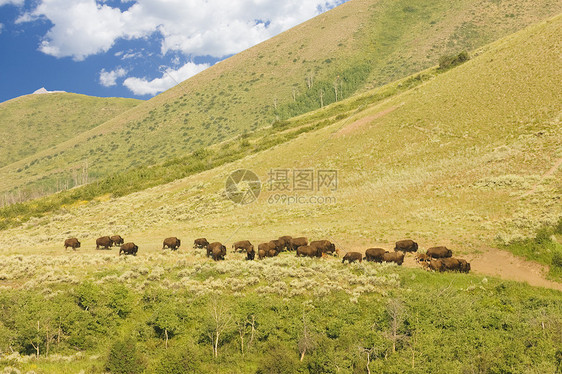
[0,269,560,374]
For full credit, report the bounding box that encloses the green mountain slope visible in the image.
[2,13,560,271]
[0,0,559,201]
[0,93,141,168]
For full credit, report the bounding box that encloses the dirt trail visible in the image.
[343,244,562,291]
[464,246,562,291]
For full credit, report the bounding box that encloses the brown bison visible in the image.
[342,252,362,263]
[383,251,405,265]
[269,239,284,253]
[289,237,308,251]
[426,257,470,273]
[257,248,267,260]
[163,237,181,251]
[278,236,293,251]
[64,238,81,250]
[246,247,256,261]
[96,236,113,250]
[415,253,431,263]
[310,240,336,255]
[458,259,471,273]
[208,242,226,261]
[364,248,386,262]
[110,235,124,246]
[296,245,321,258]
[232,240,254,253]
[194,238,210,249]
[119,242,138,256]
[426,246,452,258]
[394,239,418,253]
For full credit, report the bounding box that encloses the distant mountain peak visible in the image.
[33,87,66,95]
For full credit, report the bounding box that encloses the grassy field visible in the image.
[0,0,559,201]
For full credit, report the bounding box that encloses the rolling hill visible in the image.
[0,0,560,202]
[0,93,140,169]
[2,13,560,275]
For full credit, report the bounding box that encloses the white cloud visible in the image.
[0,23,3,34]
[19,0,347,60]
[0,0,25,6]
[99,67,127,87]
[123,61,209,96]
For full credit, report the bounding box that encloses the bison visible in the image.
[110,235,124,246]
[120,242,138,256]
[208,242,226,261]
[232,240,254,253]
[163,237,181,251]
[426,246,452,258]
[269,239,284,253]
[394,239,418,253]
[310,240,336,255]
[278,236,293,251]
[194,238,210,249]
[289,237,308,251]
[246,247,256,261]
[64,238,81,250]
[342,252,362,263]
[296,245,321,258]
[383,251,405,265]
[415,253,431,263]
[364,248,386,262]
[426,257,470,273]
[96,236,113,250]
[458,259,471,273]
[257,248,267,260]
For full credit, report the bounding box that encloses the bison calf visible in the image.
[342,252,362,263]
[194,238,209,249]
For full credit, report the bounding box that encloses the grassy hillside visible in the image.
[0,0,559,201]
[1,14,560,271]
[0,93,140,169]
[0,15,561,373]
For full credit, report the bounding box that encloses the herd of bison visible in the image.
[63,235,470,273]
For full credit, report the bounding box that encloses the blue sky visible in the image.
[0,0,348,103]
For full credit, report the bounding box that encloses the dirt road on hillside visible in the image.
[344,245,562,291]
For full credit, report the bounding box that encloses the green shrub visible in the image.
[105,336,146,374]
[552,250,562,269]
[256,340,301,374]
[153,345,200,374]
[438,51,470,70]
